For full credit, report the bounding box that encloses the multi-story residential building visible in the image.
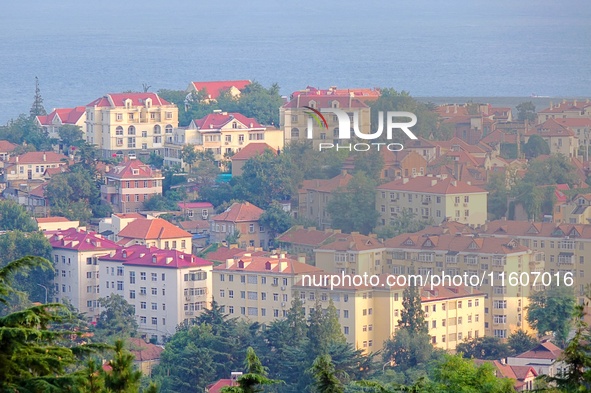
[537,99,591,124]
[383,232,538,339]
[482,220,591,302]
[116,217,192,254]
[294,274,485,353]
[276,226,341,264]
[177,202,213,221]
[560,192,591,224]
[36,216,79,232]
[36,107,86,151]
[376,174,488,227]
[280,94,371,148]
[98,212,145,241]
[2,151,68,186]
[99,245,212,343]
[187,80,251,101]
[523,119,579,157]
[85,93,178,158]
[314,232,387,276]
[212,253,321,324]
[100,158,163,213]
[210,202,270,249]
[231,143,277,177]
[341,150,427,181]
[48,228,120,321]
[163,111,283,167]
[298,172,353,229]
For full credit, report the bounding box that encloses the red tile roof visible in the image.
[8,151,68,165]
[211,202,263,223]
[105,159,162,180]
[37,107,85,126]
[206,379,236,393]
[0,140,18,152]
[377,175,487,195]
[190,80,251,99]
[421,285,484,302]
[282,95,369,109]
[101,244,211,269]
[529,119,575,137]
[48,228,120,251]
[178,220,210,232]
[117,218,192,240]
[29,183,48,198]
[484,220,591,239]
[316,233,385,252]
[555,118,591,128]
[127,337,164,361]
[480,129,518,145]
[384,233,528,255]
[539,100,591,113]
[87,93,171,107]
[290,86,380,101]
[192,112,263,130]
[231,143,277,161]
[36,216,72,223]
[300,172,353,193]
[276,227,339,246]
[515,341,562,360]
[114,213,145,220]
[214,254,321,275]
[177,202,213,210]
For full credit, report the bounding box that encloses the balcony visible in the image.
[101,184,118,194]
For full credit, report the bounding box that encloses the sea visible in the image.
[1,0,590,123]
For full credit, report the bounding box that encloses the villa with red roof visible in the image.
[276,226,341,264]
[116,217,192,253]
[36,216,79,231]
[99,245,212,343]
[507,341,565,380]
[187,80,251,101]
[100,158,164,214]
[177,201,214,221]
[0,140,18,163]
[212,252,322,324]
[537,99,591,124]
[230,143,277,177]
[2,151,68,185]
[210,202,270,249]
[524,118,579,157]
[48,228,121,321]
[280,92,371,148]
[36,107,86,149]
[376,174,488,227]
[85,92,178,159]
[163,111,282,167]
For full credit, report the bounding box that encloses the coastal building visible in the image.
[85,93,178,159]
[36,107,86,151]
[2,151,68,186]
[187,80,251,101]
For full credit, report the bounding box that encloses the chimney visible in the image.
[454,104,457,114]
[500,358,506,365]
[549,101,553,109]
[296,95,300,108]
[43,153,46,162]
[15,156,18,163]
[279,253,286,259]
[297,254,306,264]
[574,99,578,106]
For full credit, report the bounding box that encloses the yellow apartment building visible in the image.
[376,174,488,227]
[163,111,283,168]
[314,232,387,276]
[85,93,178,159]
[211,253,322,324]
[383,232,538,340]
[280,95,371,148]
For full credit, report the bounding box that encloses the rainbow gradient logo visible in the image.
[303,106,328,129]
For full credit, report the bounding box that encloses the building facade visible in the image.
[210,202,270,249]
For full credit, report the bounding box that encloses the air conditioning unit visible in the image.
[281,286,286,291]
[281,302,286,307]
[185,296,191,301]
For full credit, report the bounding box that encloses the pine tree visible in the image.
[221,347,281,393]
[104,339,142,393]
[29,76,47,118]
[286,294,308,345]
[398,284,427,334]
[323,300,346,345]
[310,354,344,393]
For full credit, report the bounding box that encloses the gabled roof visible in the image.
[127,337,164,361]
[0,140,18,152]
[539,100,591,113]
[48,228,120,251]
[214,254,322,275]
[485,220,591,239]
[206,379,236,393]
[37,107,85,126]
[300,172,353,193]
[211,202,264,223]
[29,183,48,198]
[530,119,576,137]
[480,129,518,145]
[384,233,528,254]
[105,159,162,180]
[190,80,251,99]
[316,233,385,252]
[276,226,339,247]
[7,151,68,165]
[515,341,562,360]
[177,202,213,210]
[36,216,72,224]
[290,86,380,101]
[191,112,263,130]
[555,118,591,128]
[100,244,211,269]
[117,218,191,240]
[204,247,269,264]
[86,93,171,107]
[231,143,276,161]
[377,175,487,195]
[282,95,368,109]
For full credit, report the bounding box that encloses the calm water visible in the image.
[0,0,590,123]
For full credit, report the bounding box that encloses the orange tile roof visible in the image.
[211,202,263,223]
[300,172,353,193]
[290,86,380,101]
[0,140,18,152]
[114,213,145,219]
[515,341,562,360]
[117,218,191,240]
[421,285,484,302]
[29,183,48,198]
[529,119,575,137]
[178,219,210,232]
[231,143,277,161]
[127,337,164,361]
[539,100,591,113]
[316,233,385,252]
[105,159,163,180]
[36,216,72,223]
[377,175,487,195]
[190,80,251,99]
[484,220,591,239]
[8,151,68,165]
[214,255,322,275]
[207,379,237,393]
[205,247,270,263]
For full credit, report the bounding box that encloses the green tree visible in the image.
[0,114,53,151]
[221,347,281,393]
[507,329,538,355]
[58,124,84,153]
[327,172,379,235]
[104,340,143,393]
[455,336,512,360]
[383,328,433,372]
[283,141,347,180]
[398,285,426,335]
[95,294,138,342]
[522,154,580,187]
[259,201,293,240]
[516,101,536,122]
[527,286,576,346]
[523,134,550,159]
[310,354,344,393]
[181,144,199,172]
[217,81,283,126]
[486,172,509,220]
[0,256,98,391]
[0,199,37,232]
[30,76,47,118]
[374,209,433,239]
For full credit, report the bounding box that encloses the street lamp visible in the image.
[383,360,394,372]
[37,283,48,304]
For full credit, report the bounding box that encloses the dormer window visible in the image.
[265,261,271,270]
[331,100,339,109]
[132,169,139,175]
[152,255,157,263]
[122,250,127,258]
[308,100,316,109]
[238,260,244,268]
[232,122,238,129]
[125,99,132,109]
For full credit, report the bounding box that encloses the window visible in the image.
[229,290,234,299]
[141,302,147,309]
[128,126,136,135]
[152,317,158,325]
[140,287,146,295]
[151,287,157,295]
[140,316,146,324]
[151,302,157,310]
[151,273,157,281]
[129,290,135,299]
